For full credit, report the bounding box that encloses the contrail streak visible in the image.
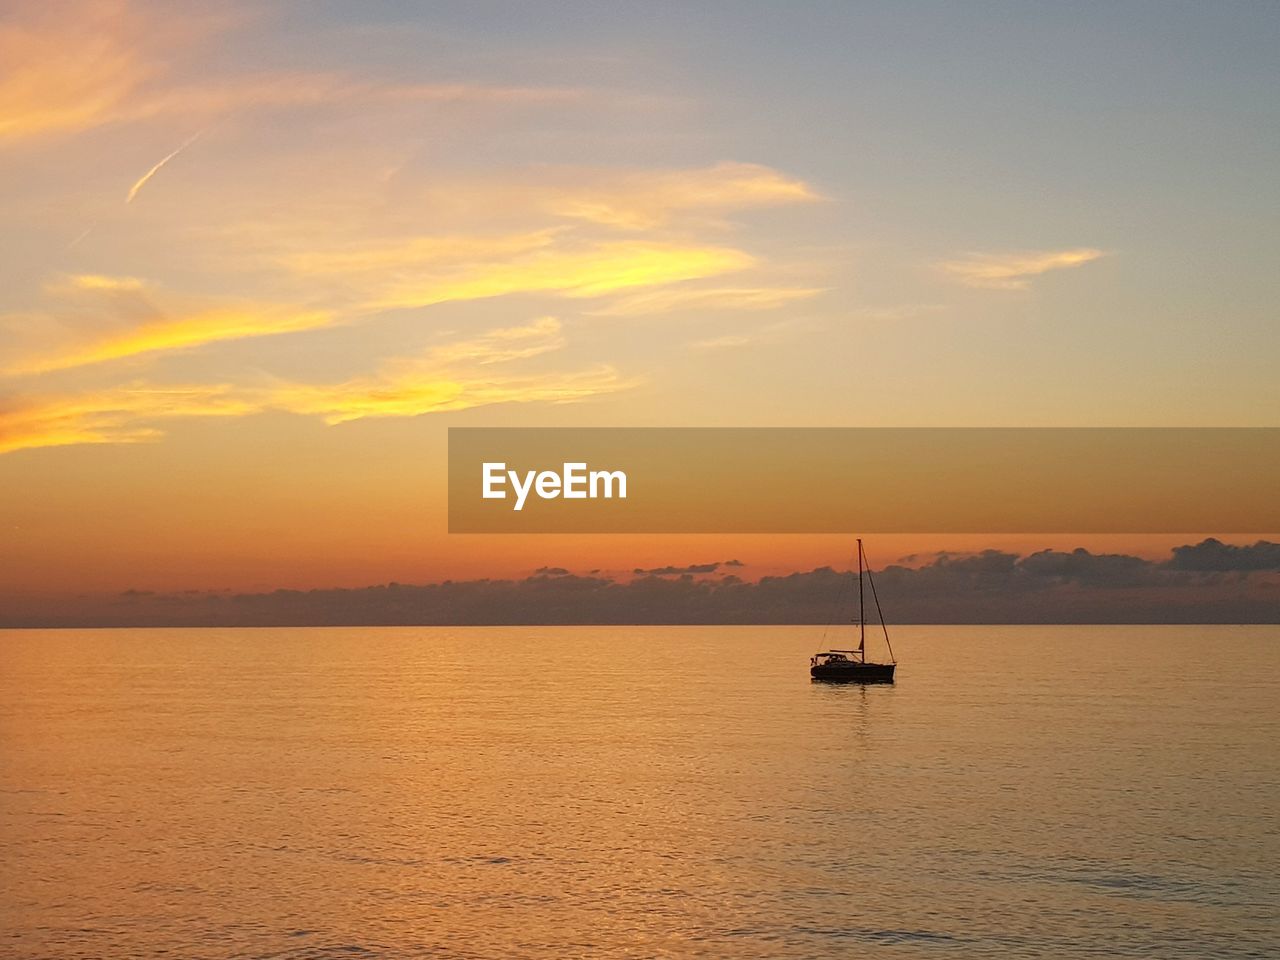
[126,131,202,203]
[67,222,97,249]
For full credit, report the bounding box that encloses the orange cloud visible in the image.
[940,248,1105,290]
[0,383,255,454]
[66,274,147,292]
[7,279,334,374]
[540,162,818,229]
[271,364,630,426]
[0,318,634,454]
[8,235,753,373]
[268,316,633,424]
[427,316,565,365]
[368,241,756,310]
[411,163,819,231]
[72,162,816,370]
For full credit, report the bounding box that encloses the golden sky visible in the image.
[1,1,1277,598]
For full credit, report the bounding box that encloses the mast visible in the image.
[857,538,865,660]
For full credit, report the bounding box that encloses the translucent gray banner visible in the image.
[448,428,1279,533]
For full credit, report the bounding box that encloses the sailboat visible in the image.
[810,538,897,683]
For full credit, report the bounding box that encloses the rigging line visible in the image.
[862,544,895,664]
[818,547,857,651]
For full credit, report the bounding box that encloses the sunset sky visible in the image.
[1,1,1277,601]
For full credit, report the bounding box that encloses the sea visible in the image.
[1,625,1276,959]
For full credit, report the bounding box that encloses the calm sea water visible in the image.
[1,625,1277,959]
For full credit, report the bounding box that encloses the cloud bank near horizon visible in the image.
[4,540,1275,628]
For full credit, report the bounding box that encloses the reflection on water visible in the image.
[1,625,1277,959]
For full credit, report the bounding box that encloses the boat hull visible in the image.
[810,661,896,684]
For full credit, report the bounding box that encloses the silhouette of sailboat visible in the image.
[810,538,897,683]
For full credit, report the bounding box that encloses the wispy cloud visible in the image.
[391,163,817,238]
[258,164,816,311]
[847,303,946,322]
[940,248,1105,290]
[270,363,630,426]
[270,316,632,425]
[688,318,806,351]
[0,0,156,141]
[590,285,822,317]
[279,231,562,278]
[537,162,818,229]
[0,318,634,454]
[47,156,806,376]
[0,2,578,143]
[427,316,565,365]
[688,333,756,350]
[112,75,582,129]
[67,274,147,292]
[365,241,756,311]
[29,307,332,374]
[6,229,759,375]
[6,275,334,375]
[0,383,256,454]
[0,6,820,461]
